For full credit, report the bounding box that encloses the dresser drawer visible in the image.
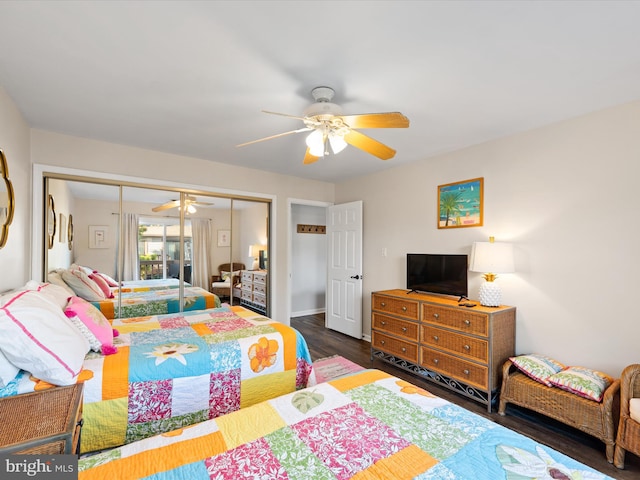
[372,332,418,363]
[421,326,488,363]
[372,294,419,321]
[372,313,418,342]
[420,347,488,389]
[241,290,253,301]
[252,273,267,285]
[253,283,266,294]
[422,305,488,337]
[252,293,266,307]
[241,271,253,283]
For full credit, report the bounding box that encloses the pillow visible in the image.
[47,271,76,296]
[64,296,117,355]
[0,290,89,385]
[93,271,118,287]
[547,366,613,402]
[509,354,565,387]
[221,270,241,281]
[61,268,106,301]
[0,348,19,388]
[25,281,72,309]
[89,273,115,299]
[70,264,94,275]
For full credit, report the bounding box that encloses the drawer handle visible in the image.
[464,345,470,350]
[380,340,385,345]
[381,302,386,307]
[433,335,439,341]
[401,347,406,352]
[401,327,407,332]
[464,319,471,326]
[433,358,439,365]
[402,306,407,312]
[381,321,386,326]
[433,313,439,319]
[463,369,470,375]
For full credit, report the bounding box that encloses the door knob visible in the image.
[350,274,362,280]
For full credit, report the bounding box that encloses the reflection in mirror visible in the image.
[67,214,74,250]
[44,176,270,316]
[47,194,56,250]
[0,150,15,248]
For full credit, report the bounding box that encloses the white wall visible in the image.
[29,130,335,324]
[0,87,30,292]
[336,99,640,377]
[291,204,327,316]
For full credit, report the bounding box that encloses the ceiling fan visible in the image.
[237,86,409,165]
[152,195,213,214]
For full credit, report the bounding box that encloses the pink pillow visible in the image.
[64,296,117,355]
[89,273,114,299]
[93,271,118,287]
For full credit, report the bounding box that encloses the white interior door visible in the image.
[326,200,363,339]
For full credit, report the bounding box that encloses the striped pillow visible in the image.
[510,354,565,387]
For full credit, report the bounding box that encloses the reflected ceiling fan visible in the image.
[237,86,409,164]
[152,195,213,214]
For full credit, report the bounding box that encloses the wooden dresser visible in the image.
[240,270,267,315]
[371,289,515,411]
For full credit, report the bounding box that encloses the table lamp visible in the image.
[469,236,514,307]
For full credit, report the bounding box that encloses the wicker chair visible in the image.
[614,364,640,469]
[499,359,620,463]
[210,262,245,300]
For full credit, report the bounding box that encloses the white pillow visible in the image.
[61,268,106,301]
[25,281,72,309]
[47,271,76,296]
[0,349,19,388]
[0,289,89,385]
[631,398,640,423]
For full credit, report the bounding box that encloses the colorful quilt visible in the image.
[0,305,315,454]
[79,369,614,480]
[91,285,220,319]
[117,278,185,293]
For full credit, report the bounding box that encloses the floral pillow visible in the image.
[509,354,565,387]
[547,366,613,402]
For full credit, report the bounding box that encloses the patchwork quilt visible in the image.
[1,305,315,454]
[117,278,184,293]
[90,285,219,319]
[79,369,614,480]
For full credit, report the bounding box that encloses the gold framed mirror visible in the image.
[0,150,15,249]
[47,194,56,249]
[68,213,74,250]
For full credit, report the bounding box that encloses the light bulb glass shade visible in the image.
[305,130,325,157]
[186,204,196,214]
[329,134,347,154]
[469,241,515,274]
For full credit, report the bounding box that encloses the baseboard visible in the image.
[362,334,371,342]
[291,307,326,318]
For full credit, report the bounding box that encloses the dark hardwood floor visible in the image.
[292,313,638,480]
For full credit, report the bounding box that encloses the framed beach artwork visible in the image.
[438,177,484,229]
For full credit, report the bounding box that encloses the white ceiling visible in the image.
[1,1,640,184]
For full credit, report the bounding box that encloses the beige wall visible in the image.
[336,99,640,376]
[29,130,335,324]
[0,87,30,292]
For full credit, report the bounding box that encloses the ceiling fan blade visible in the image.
[192,201,213,207]
[303,148,320,165]
[340,112,409,129]
[343,130,397,160]
[262,110,306,121]
[152,200,180,212]
[237,127,311,147]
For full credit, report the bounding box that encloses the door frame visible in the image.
[286,198,333,325]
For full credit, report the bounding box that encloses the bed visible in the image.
[0,288,315,454]
[90,285,220,319]
[117,278,185,292]
[78,369,614,479]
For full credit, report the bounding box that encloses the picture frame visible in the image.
[89,225,109,249]
[217,229,230,247]
[438,177,484,229]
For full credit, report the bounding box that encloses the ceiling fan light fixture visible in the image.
[305,129,326,157]
[329,134,347,154]
[186,204,197,214]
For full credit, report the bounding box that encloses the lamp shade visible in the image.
[469,241,515,274]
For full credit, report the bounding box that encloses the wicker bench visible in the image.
[498,359,620,463]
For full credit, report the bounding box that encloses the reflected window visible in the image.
[139,218,192,282]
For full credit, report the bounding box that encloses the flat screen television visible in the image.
[406,253,468,298]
